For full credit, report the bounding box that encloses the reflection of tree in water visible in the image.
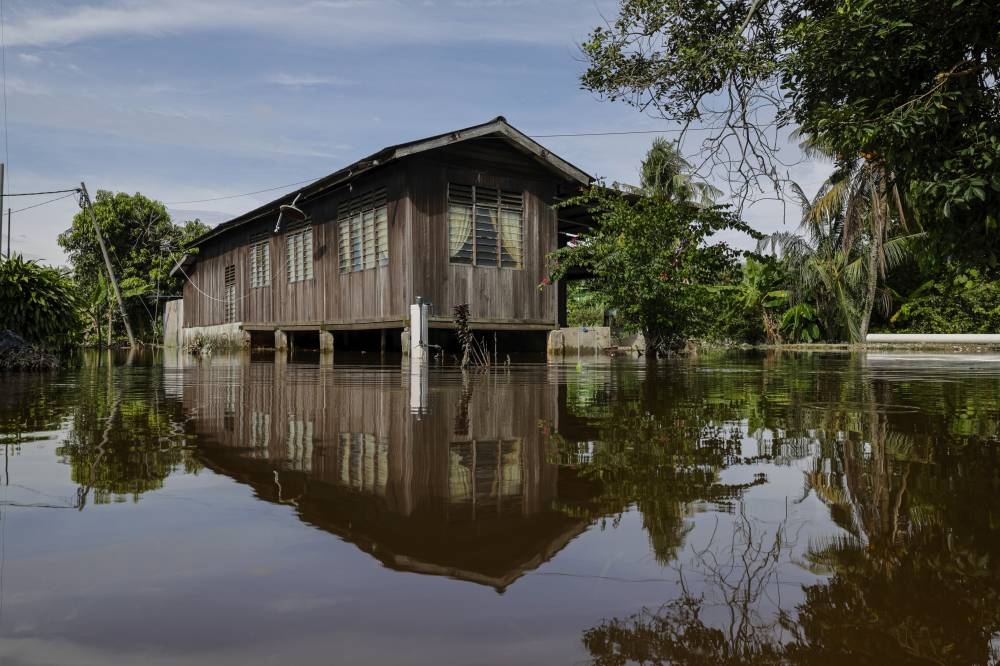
[577,367,1000,665]
[554,363,770,564]
[0,373,75,447]
[585,507,789,666]
[55,363,199,506]
[787,380,1000,665]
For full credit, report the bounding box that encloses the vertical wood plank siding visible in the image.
[183,140,563,329]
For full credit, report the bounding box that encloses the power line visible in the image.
[6,188,80,197]
[166,177,321,205]
[11,191,77,214]
[530,129,683,138]
[163,128,685,206]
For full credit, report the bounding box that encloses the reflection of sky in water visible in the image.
[0,350,999,664]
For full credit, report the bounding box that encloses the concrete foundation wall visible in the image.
[182,323,250,351]
[547,327,612,357]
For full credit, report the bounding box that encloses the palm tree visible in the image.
[763,200,860,341]
[796,136,923,340]
[763,148,922,342]
[639,137,721,205]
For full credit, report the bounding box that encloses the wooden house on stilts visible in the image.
[168,117,595,353]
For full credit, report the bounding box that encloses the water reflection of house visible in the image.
[183,360,594,591]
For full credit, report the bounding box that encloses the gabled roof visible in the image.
[189,117,592,248]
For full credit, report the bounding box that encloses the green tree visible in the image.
[58,192,208,344]
[0,254,83,346]
[796,136,923,340]
[549,185,756,355]
[640,137,721,205]
[762,199,858,342]
[580,0,1000,260]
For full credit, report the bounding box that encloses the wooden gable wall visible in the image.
[406,140,563,328]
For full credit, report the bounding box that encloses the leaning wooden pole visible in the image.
[80,182,137,350]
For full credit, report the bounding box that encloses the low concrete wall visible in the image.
[182,323,250,352]
[547,327,612,357]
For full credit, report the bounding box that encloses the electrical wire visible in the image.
[5,188,80,197]
[530,129,684,138]
[176,264,253,304]
[166,177,321,206]
[10,190,77,214]
[163,128,683,207]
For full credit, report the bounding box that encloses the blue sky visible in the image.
[2,0,827,264]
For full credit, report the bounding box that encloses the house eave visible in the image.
[183,117,594,252]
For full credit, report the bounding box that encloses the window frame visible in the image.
[448,183,524,270]
[338,188,389,274]
[223,264,237,323]
[248,233,271,288]
[285,224,314,284]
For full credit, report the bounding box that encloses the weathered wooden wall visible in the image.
[183,139,565,330]
[407,141,560,328]
[182,169,410,329]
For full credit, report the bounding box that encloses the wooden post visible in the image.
[80,182,137,350]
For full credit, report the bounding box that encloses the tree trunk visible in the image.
[859,246,878,342]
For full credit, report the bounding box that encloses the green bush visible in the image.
[0,255,84,346]
[891,269,1000,334]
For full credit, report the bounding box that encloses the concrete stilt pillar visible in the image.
[319,329,335,353]
[274,329,288,351]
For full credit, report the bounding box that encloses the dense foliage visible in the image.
[581,0,1000,261]
[0,254,82,346]
[58,191,208,345]
[549,186,755,355]
[891,266,1000,334]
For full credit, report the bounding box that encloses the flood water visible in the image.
[0,350,999,665]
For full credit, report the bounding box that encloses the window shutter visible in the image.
[303,227,314,280]
[224,264,237,323]
[338,188,390,274]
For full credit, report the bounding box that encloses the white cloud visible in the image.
[5,77,50,96]
[265,72,352,88]
[4,0,609,48]
[17,52,43,65]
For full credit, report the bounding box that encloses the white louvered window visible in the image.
[448,184,523,268]
[285,225,314,283]
[249,234,271,288]
[224,264,237,323]
[338,188,388,273]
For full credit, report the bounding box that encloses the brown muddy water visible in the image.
[0,350,999,665]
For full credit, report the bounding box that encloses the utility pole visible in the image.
[6,208,9,259]
[80,182,137,350]
[0,163,5,258]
